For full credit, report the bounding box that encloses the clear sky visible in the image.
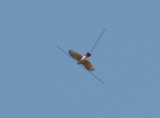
[0,0,160,118]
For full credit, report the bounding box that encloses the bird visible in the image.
[69,50,94,71]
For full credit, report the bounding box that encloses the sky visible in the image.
[0,0,160,118]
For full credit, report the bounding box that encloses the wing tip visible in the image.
[89,68,95,71]
[69,50,73,54]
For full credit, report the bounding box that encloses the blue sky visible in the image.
[0,0,160,118]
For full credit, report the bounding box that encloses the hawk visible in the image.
[69,50,94,71]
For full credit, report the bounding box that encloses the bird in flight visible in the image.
[69,50,94,71]
[57,29,105,84]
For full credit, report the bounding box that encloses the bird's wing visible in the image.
[82,59,94,71]
[69,50,82,61]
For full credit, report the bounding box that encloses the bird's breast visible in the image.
[78,56,87,64]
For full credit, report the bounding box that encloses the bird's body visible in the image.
[78,56,87,64]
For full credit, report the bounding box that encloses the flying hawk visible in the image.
[69,50,94,71]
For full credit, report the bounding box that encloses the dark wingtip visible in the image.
[69,50,72,54]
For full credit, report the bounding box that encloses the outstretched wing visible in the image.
[82,59,94,71]
[69,50,82,61]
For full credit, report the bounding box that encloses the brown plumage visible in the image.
[69,50,94,71]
